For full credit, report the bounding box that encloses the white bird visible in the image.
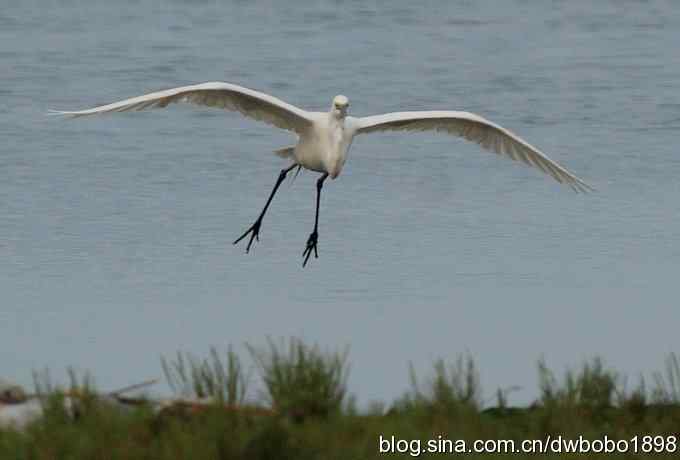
[52,81,593,267]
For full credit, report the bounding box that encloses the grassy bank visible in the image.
[1,338,679,459]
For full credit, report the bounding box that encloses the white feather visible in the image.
[50,81,313,134]
[351,111,593,193]
[52,82,593,192]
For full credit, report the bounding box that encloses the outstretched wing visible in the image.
[352,111,593,192]
[50,81,313,134]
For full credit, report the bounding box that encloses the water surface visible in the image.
[1,1,679,404]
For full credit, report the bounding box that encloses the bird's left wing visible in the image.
[50,82,313,134]
[351,111,593,192]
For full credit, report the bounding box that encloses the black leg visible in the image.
[303,172,329,267]
[234,163,299,252]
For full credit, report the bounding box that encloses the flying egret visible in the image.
[51,81,593,267]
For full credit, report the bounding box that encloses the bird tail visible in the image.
[274,146,295,158]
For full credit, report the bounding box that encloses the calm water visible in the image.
[2,1,679,404]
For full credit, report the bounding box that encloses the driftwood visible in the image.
[153,397,276,418]
[1,378,275,431]
[0,378,159,430]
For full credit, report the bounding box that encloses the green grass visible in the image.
[1,341,679,459]
[246,337,350,422]
[162,346,248,405]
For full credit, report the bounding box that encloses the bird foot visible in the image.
[233,219,262,253]
[302,231,319,267]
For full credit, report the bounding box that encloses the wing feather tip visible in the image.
[46,109,83,118]
[566,177,596,194]
[578,181,596,194]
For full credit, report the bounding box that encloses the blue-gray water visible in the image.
[2,1,679,404]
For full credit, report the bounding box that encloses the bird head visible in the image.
[331,95,349,118]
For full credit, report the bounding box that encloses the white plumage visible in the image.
[52,81,593,265]
[51,81,592,191]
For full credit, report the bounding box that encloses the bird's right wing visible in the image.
[50,81,314,134]
[352,111,593,193]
